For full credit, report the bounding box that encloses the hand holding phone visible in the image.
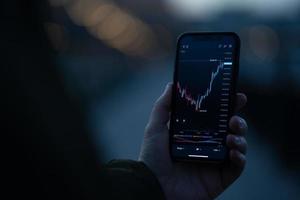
[140,83,247,200]
[139,32,248,200]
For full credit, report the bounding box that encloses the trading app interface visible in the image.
[171,34,238,160]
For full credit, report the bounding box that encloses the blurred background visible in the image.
[22,0,300,199]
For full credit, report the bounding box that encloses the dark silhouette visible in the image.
[2,1,163,199]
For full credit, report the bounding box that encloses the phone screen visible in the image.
[170,33,240,162]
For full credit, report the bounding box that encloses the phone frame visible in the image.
[169,32,241,163]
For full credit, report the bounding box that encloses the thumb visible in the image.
[147,83,173,132]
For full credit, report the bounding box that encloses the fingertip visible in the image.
[148,83,173,131]
[237,93,247,103]
[156,82,173,105]
[167,82,173,87]
[165,82,173,91]
[162,82,173,100]
[230,150,246,168]
[229,116,248,136]
[227,134,248,154]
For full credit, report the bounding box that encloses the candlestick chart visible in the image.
[176,62,224,112]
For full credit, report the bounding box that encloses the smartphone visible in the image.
[169,32,240,163]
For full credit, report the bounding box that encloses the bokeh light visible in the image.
[51,0,159,57]
[248,25,280,61]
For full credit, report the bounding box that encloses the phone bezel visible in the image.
[169,32,241,164]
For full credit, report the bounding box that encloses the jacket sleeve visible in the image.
[102,159,165,200]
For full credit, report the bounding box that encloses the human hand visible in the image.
[139,83,248,200]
